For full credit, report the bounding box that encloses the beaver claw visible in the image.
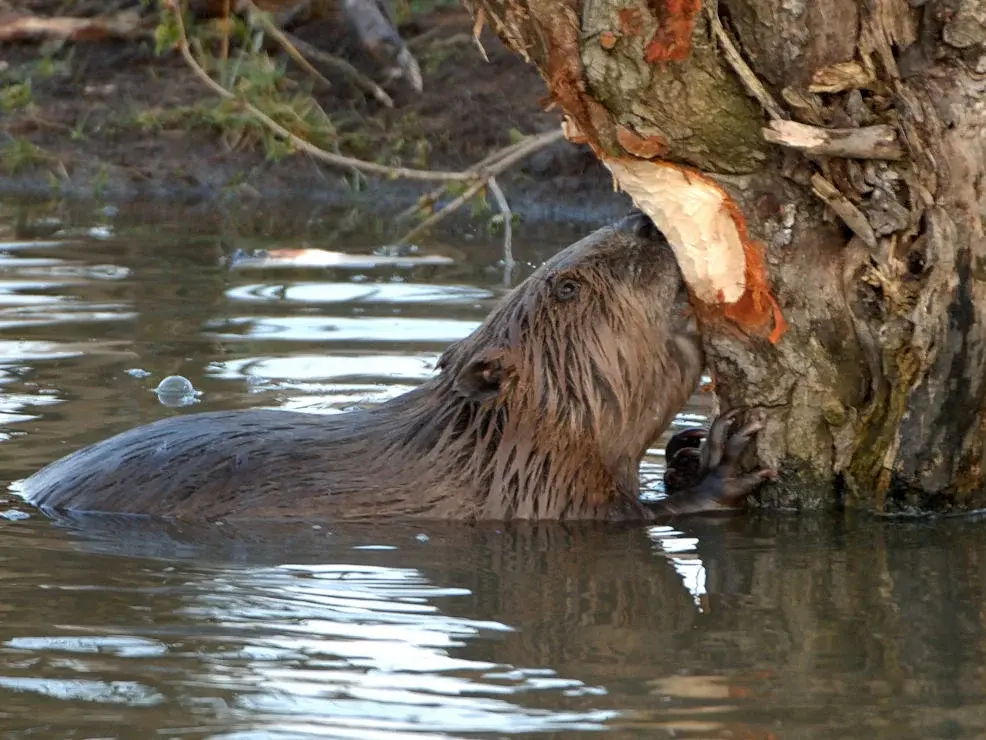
[658,409,777,516]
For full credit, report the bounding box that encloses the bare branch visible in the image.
[487,175,514,282]
[279,29,396,108]
[241,1,336,92]
[472,7,491,62]
[395,129,563,244]
[394,132,559,223]
[166,0,473,181]
[163,0,562,247]
[397,178,491,245]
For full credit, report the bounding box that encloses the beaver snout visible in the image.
[616,209,663,242]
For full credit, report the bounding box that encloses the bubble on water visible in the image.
[154,375,200,408]
[125,368,152,378]
[156,375,194,395]
[415,533,430,543]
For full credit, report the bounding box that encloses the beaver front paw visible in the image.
[662,427,707,494]
[658,409,777,516]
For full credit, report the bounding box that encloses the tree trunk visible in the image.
[463,0,986,512]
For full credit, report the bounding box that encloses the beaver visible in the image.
[21,212,774,522]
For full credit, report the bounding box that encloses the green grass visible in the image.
[0,138,51,175]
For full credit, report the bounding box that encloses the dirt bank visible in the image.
[0,4,627,226]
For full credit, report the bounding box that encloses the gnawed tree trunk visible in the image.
[463,0,986,512]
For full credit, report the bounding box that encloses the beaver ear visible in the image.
[455,349,510,402]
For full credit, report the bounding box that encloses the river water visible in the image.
[0,198,984,739]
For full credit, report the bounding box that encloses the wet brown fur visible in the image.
[21,214,704,522]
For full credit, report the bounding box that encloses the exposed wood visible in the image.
[764,121,904,161]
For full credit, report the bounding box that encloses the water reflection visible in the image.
[2,512,986,738]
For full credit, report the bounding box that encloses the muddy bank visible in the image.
[0,5,628,226]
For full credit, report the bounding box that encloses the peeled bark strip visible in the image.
[763,121,904,161]
[464,0,986,512]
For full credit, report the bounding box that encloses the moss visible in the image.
[1,82,33,114]
[845,345,921,511]
[757,459,838,511]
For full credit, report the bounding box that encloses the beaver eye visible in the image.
[552,277,580,302]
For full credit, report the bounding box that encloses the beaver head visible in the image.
[430,211,704,519]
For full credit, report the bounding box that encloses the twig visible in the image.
[763,120,903,160]
[165,0,562,254]
[395,129,563,244]
[397,177,490,246]
[281,30,394,108]
[166,0,473,182]
[472,7,490,63]
[705,0,786,121]
[242,0,394,107]
[241,1,335,92]
[394,133,553,223]
[487,175,514,285]
[221,0,231,61]
[407,24,472,50]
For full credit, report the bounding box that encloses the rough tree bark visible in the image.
[463,0,986,513]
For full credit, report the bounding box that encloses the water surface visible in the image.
[0,198,982,739]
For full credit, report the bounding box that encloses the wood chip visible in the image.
[764,120,904,160]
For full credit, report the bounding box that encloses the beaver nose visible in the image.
[619,210,663,241]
